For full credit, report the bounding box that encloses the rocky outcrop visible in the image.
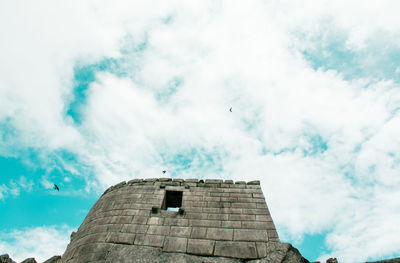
[20,258,37,263]
[247,243,309,263]
[42,256,61,263]
[0,254,16,263]
[367,258,400,263]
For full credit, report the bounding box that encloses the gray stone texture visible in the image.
[0,254,16,263]
[56,178,318,263]
[43,256,61,263]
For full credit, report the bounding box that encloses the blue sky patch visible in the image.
[298,29,400,83]
[297,233,331,261]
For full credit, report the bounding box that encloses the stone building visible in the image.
[58,178,308,263]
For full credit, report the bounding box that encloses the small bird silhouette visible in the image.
[229,107,232,112]
[162,170,167,174]
[54,184,60,191]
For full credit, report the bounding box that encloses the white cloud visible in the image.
[0,225,73,262]
[0,177,34,199]
[0,185,8,200]
[1,0,400,262]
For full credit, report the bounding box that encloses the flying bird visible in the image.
[229,107,232,112]
[54,184,60,191]
[162,170,167,174]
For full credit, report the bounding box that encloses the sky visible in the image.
[0,0,400,262]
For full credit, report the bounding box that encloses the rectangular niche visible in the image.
[162,190,183,211]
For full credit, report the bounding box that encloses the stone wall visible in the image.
[60,178,279,262]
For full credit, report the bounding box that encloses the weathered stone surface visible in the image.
[135,234,165,247]
[326,258,338,263]
[187,239,215,256]
[163,237,187,253]
[247,243,309,263]
[20,258,37,263]
[214,241,258,259]
[367,258,400,263]
[0,254,16,263]
[234,229,269,242]
[206,228,233,240]
[58,178,312,263]
[43,255,61,263]
[170,226,191,237]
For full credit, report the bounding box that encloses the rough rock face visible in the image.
[0,254,16,263]
[367,259,400,263]
[20,258,37,263]
[43,256,61,263]
[57,241,307,263]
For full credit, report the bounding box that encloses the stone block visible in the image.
[134,234,164,247]
[230,184,246,188]
[185,207,203,213]
[183,195,203,201]
[252,193,264,198]
[121,209,139,216]
[192,201,207,207]
[246,185,261,189]
[242,221,275,229]
[109,216,133,224]
[203,207,221,213]
[222,220,241,228]
[242,208,268,215]
[106,224,123,232]
[234,229,268,242]
[147,225,170,235]
[147,217,164,225]
[221,197,238,202]
[185,179,199,183]
[221,208,242,214]
[106,232,135,245]
[205,179,223,184]
[214,241,257,259]
[189,219,221,227]
[268,229,279,238]
[247,180,260,185]
[132,216,148,224]
[163,237,187,253]
[208,213,229,220]
[190,227,207,239]
[170,226,192,237]
[220,202,231,208]
[256,242,267,258]
[204,183,221,188]
[137,209,151,217]
[224,180,234,184]
[237,198,255,203]
[204,196,221,202]
[256,215,272,224]
[230,193,252,198]
[187,239,215,256]
[185,212,209,219]
[163,218,189,226]
[121,224,148,234]
[231,202,256,208]
[256,203,268,209]
[159,178,172,182]
[210,192,229,197]
[229,214,255,221]
[206,228,233,241]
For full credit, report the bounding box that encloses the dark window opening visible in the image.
[162,190,183,211]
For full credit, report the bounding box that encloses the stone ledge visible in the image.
[103,178,263,195]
